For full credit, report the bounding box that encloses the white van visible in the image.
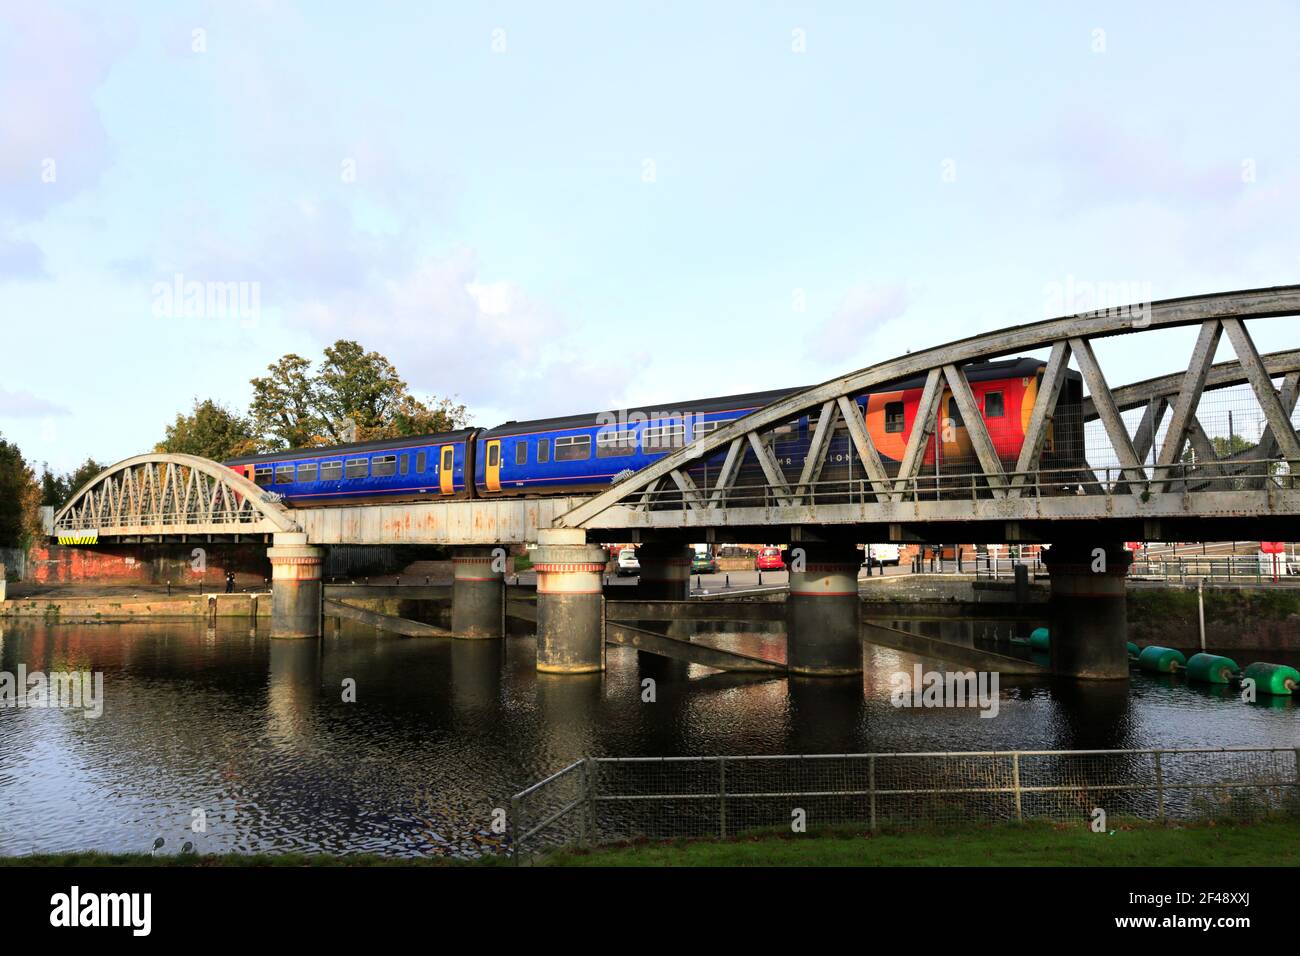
[866,543,901,567]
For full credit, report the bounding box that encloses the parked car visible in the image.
[866,543,901,567]
[756,547,785,571]
[691,544,718,575]
[615,547,640,576]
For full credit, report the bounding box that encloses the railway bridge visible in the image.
[51,285,1300,680]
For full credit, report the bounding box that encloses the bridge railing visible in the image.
[622,457,1299,514]
[52,508,268,533]
[510,747,1300,862]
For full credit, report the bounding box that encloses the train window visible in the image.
[596,428,636,457]
[400,455,409,475]
[643,423,686,452]
[373,455,397,477]
[297,462,318,482]
[441,447,454,473]
[946,397,964,429]
[516,442,528,465]
[555,435,592,461]
[693,420,722,441]
[487,444,500,468]
[275,464,295,484]
[345,458,369,479]
[884,402,905,434]
[984,392,1005,418]
[415,451,427,473]
[320,461,342,481]
[254,465,272,486]
[537,439,550,463]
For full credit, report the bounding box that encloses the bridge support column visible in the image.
[784,544,863,676]
[268,533,323,639]
[1043,542,1133,680]
[635,543,692,600]
[534,529,609,674]
[451,547,504,639]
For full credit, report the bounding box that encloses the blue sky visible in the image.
[2,1,1299,471]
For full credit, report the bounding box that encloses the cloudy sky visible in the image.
[2,1,1299,471]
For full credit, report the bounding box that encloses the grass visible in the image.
[7,818,1300,866]
[537,818,1300,867]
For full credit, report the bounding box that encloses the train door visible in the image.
[439,445,455,495]
[485,439,502,492]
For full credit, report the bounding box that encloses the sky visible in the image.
[2,0,1299,472]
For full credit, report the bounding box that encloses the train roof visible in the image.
[881,356,1076,392]
[223,428,478,466]
[479,387,808,438]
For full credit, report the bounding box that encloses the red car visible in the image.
[755,547,785,571]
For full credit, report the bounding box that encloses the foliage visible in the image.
[155,398,258,461]
[40,458,106,509]
[245,340,469,452]
[0,435,42,549]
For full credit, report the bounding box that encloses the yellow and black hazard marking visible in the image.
[57,531,99,545]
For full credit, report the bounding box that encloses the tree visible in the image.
[0,435,42,549]
[156,398,258,461]
[248,340,468,450]
[39,458,106,509]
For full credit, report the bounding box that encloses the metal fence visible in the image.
[1130,554,1298,585]
[509,747,1300,863]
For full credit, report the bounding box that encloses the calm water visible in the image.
[0,618,1296,858]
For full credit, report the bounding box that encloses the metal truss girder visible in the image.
[1069,336,1148,490]
[747,431,794,507]
[892,368,945,498]
[836,395,892,500]
[1221,318,1300,462]
[942,363,1007,497]
[1153,319,1223,492]
[1011,340,1071,495]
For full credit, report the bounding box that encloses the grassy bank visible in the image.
[7,819,1300,866]
[540,819,1300,867]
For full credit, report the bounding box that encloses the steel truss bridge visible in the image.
[52,285,1300,547]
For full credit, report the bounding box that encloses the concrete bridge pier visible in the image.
[784,544,863,676]
[1043,542,1134,680]
[534,529,609,673]
[268,532,324,639]
[451,547,505,639]
[635,543,692,600]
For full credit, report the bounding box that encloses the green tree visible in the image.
[39,458,106,509]
[0,435,42,549]
[248,340,468,450]
[156,398,258,461]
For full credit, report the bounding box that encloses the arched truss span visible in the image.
[52,453,299,538]
[556,285,1300,531]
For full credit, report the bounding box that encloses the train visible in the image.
[223,357,1085,505]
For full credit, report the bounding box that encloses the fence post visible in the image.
[511,793,525,867]
[1154,750,1166,823]
[868,755,877,831]
[585,758,598,848]
[719,756,728,839]
[1012,753,1023,822]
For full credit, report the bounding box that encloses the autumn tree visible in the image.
[40,458,106,508]
[156,398,258,461]
[0,435,42,549]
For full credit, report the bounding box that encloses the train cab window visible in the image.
[515,442,528,465]
[596,428,636,457]
[400,455,409,475]
[984,392,1005,418]
[373,455,397,477]
[946,397,965,429]
[320,461,342,481]
[555,435,591,461]
[643,424,685,452]
[884,402,905,434]
[254,465,273,486]
[275,464,295,484]
[345,458,369,479]
[537,439,550,463]
[415,451,427,473]
[297,462,318,483]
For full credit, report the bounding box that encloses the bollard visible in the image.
[725,574,730,588]
[758,570,763,586]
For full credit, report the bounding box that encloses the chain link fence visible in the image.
[510,747,1300,863]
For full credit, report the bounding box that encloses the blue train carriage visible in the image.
[224,428,478,504]
[473,388,806,497]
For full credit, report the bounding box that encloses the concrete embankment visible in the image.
[0,592,269,621]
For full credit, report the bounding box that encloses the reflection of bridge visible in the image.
[52,285,1300,680]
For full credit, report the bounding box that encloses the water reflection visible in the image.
[0,617,1294,858]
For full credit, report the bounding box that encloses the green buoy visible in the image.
[1241,662,1300,696]
[1185,652,1238,685]
[1028,627,1050,651]
[1127,642,1140,658]
[1138,645,1186,674]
